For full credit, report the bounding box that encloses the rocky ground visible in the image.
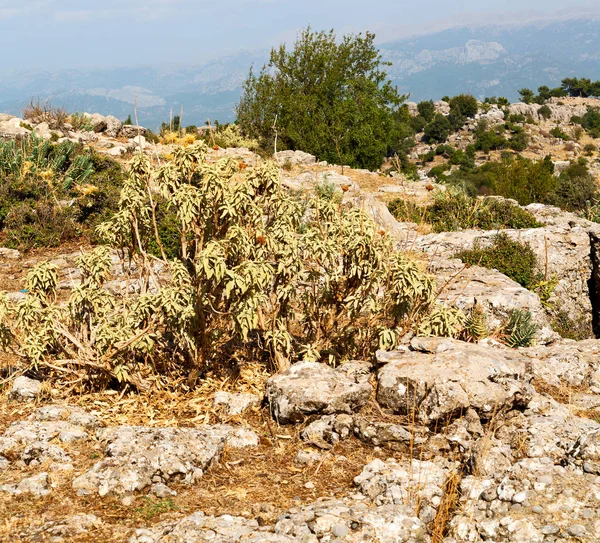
[2,99,600,541]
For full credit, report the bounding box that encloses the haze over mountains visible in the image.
[1,16,599,129]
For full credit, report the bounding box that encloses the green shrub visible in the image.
[419,150,435,163]
[537,105,552,120]
[417,100,435,122]
[424,114,452,143]
[456,232,538,289]
[409,115,427,133]
[443,155,556,205]
[550,126,569,141]
[508,131,529,152]
[428,164,450,179]
[0,136,122,250]
[388,191,541,232]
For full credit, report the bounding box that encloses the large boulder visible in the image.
[275,150,317,166]
[104,115,122,138]
[376,337,533,424]
[120,124,147,138]
[83,112,107,133]
[72,425,241,496]
[265,361,373,423]
[0,117,30,138]
[428,258,556,343]
[414,212,600,337]
[508,101,588,124]
[8,376,41,401]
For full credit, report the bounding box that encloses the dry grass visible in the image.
[430,469,461,543]
[22,98,70,130]
[0,382,398,542]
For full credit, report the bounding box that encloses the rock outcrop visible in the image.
[265,361,372,423]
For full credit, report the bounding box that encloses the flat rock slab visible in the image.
[130,497,427,543]
[266,361,373,424]
[376,337,533,424]
[73,425,237,496]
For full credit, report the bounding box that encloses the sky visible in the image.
[0,0,598,73]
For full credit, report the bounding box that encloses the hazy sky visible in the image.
[0,0,598,72]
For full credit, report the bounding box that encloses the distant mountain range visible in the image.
[1,17,600,129]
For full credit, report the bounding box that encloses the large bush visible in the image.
[444,155,557,205]
[0,143,463,388]
[235,28,412,170]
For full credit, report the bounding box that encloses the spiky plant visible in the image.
[462,303,488,342]
[504,309,537,348]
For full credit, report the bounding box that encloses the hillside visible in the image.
[2,91,600,542]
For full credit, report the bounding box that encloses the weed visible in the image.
[503,309,537,348]
[135,497,177,520]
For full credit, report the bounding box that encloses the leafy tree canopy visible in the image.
[235,27,411,170]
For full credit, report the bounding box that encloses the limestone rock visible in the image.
[428,258,553,341]
[414,219,600,336]
[266,361,372,423]
[275,150,316,166]
[213,391,260,416]
[376,337,533,424]
[72,425,235,496]
[0,117,30,138]
[83,112,107,132]
[120,124,147,138]
[105,115,122,138]
[9,376,41,401]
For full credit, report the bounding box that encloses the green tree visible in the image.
[518,88,535,104]
[423,114,452,143]
[236,28,407,170]
[417,100,435,122]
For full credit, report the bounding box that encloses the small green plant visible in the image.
[532,276,558,309]
[456,233,538,290]
[200,124,259,150]
[462,303,489,342]
[70,113,94,132]
[550,126,569,141]
[537,105,552,120]
[316,180,341,203]
[503,309,537,348]
[135,497,177,520]
[551,310,591,341]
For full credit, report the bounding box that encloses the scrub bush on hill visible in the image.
[0,135,123,249]
[0,143,464,389]
[388,190,541,232]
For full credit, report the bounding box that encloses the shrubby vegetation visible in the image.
[0,135,122,249]
[388,190,541,233]
[236,28,415,171]
[455,233,538,290]
[0,143,466,388]
[518,77,600,104]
